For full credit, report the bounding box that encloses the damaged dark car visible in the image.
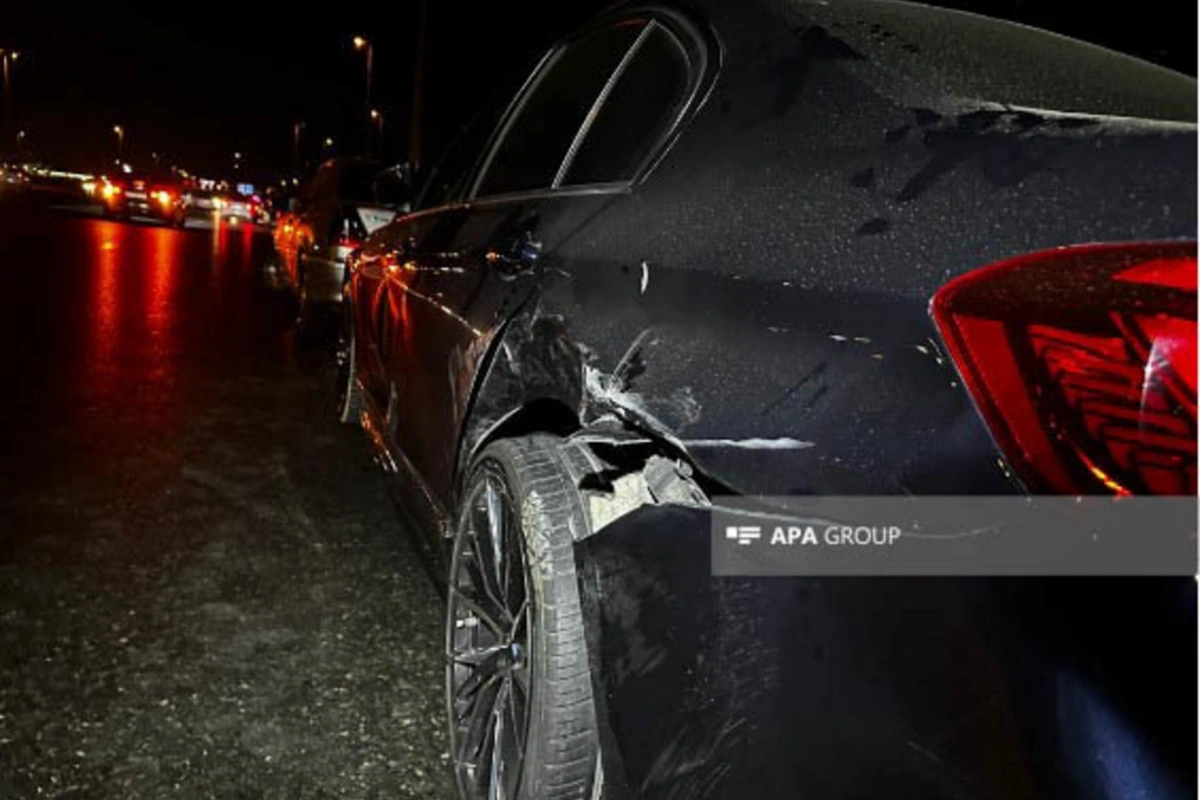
[337,1,1196,798]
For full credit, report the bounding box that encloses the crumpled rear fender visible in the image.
[575,503,1196,800]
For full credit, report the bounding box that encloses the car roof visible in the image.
[678,0,1195,121]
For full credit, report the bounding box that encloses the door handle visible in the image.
[486,232,542,275]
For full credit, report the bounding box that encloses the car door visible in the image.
[366,15,698,509]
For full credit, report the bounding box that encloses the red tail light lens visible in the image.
[932,242,1196,495]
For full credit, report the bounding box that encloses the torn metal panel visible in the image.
[581,455,708,536]
[558,436,709,539]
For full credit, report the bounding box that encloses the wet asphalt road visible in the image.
[0,193,456,798]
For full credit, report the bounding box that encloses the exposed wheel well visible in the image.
[453,399,580,504]
[474,398,580,455]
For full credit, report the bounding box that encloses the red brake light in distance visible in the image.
[932,242,1197,495]
[335,216,363,251]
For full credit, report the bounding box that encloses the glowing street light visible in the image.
[370,108,384,151]
[112,125,125,161]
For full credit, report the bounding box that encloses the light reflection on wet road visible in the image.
[0,197,454,798]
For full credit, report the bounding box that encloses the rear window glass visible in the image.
[475,23,643,196]
[564,25,691,185]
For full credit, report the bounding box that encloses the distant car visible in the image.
[217,192,260,225]
[99,173,186,226]
[180,188,222,222]
[268,158,410,320]
[1,165,30,190]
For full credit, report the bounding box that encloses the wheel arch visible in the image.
[452,306,716,542]
[452,307,588,509]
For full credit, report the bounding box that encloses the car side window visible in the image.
[474,22,644,198]
[561,24,692,186]
[372,169,411,210]
[415,90,510,210]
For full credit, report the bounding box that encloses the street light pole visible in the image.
[352,36,373,109]
[352,36,374,154]
[409,0,427,175]
[1,50,18,150]
[113,125,124,163]
[292,119,305,175]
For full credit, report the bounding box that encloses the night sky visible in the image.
[2,0,1194,183]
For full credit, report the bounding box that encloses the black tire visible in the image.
[447,435,598,800]
[294,264,335,344]
[262,252,286,290]
[295,262,313,326]
[334,297,363,424]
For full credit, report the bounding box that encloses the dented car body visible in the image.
[343,0,1196,796]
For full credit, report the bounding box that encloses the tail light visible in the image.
[154,189,175,206]
[101,182,121,200]
[932,242,1196,495]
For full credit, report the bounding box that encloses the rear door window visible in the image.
[416,89,511,210]
[474,22,644,197]
[561,25,692,186]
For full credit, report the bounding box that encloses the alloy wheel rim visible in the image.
[446,469,531,800]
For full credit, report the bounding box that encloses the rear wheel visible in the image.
[295,261,321,329]
[447,435,598,800]
[334,297,363,424]
[262,252,286,290]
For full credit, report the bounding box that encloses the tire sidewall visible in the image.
[335,297,360,424]
[450,436,596,800]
